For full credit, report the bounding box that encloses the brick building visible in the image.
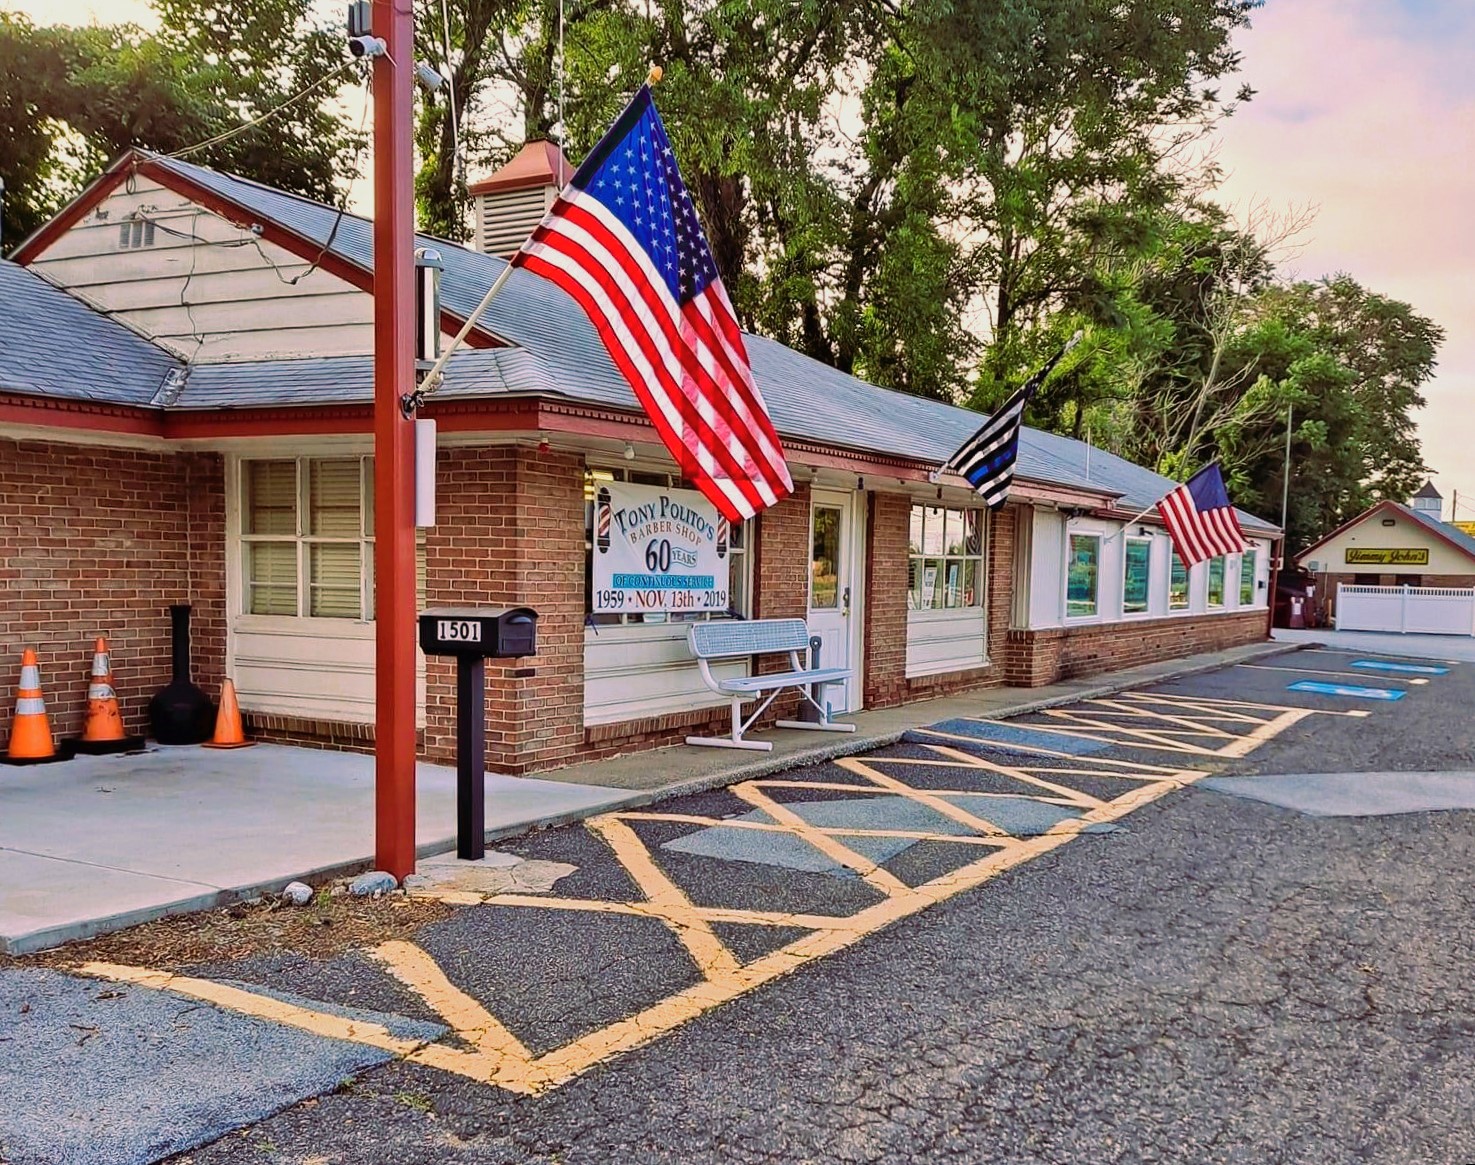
[0,149,1279,774]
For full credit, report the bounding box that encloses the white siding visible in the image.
[905,609,988,677]
[28,175,450,364]
[583,624,748,726]
[1023,508,1273,631]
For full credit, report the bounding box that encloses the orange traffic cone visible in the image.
[4,649,62,765]
[83,637,125,743]
[73,637,144,755]
[203,678,252,749]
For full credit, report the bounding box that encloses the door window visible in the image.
[811,505,842,609]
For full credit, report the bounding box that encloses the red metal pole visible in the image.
[372,0,418,879]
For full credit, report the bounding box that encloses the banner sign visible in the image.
[1345,547,1429,566]
[592,481,731,614]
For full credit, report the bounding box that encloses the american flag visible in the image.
[512,86,793,522]
[945,334,1080,509]
[1157,463,1247,567]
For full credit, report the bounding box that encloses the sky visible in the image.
[10,0,1472,516]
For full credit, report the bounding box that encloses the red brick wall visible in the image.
[862,497,1017,709]
[421,446,586,774]
[1004,609,1267,687]
[0,437,226,747]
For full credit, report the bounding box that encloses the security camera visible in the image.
[414,62,445,92]
[348,34,387,58]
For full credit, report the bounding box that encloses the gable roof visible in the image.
[0,261,181,406]
[7,150,1278,534]
[1297,499,1475,567]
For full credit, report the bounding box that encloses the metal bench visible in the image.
[685,618,856,751]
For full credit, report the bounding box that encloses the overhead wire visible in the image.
[167,58,362,161]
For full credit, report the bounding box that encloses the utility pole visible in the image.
[372,0,418,879]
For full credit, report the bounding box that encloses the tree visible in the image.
[0,2,361,251]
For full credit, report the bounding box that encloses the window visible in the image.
[585,467,750,625]
[811,505,842,608]
[1169,551,1190,611]
[907,505,986,611]
[1123,538,1152,615]
[1207,555,1226,607]
[241,457,377,619]
[1240,551,1257,606]
[1066,533,1100,618]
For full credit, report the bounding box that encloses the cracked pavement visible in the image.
[20,651,1475,1164]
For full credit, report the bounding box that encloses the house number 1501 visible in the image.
[436,620,482,643]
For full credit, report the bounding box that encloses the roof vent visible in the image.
[466,140,572,259]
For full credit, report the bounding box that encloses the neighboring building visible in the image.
[1296,500,1475,631]
[0,148,1279,774]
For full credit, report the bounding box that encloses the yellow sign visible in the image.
[1456,521,1475,538]
[1345,547,1429,566]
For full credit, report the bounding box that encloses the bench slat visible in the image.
[719,667,851,694]
[689,618,810,658]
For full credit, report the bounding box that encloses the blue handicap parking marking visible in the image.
[917,719,1112,755]
[1288,680,1406,702]
[1351,660,1450,676]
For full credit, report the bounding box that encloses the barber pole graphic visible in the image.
[716,516,729,560]
[596,487,612,553]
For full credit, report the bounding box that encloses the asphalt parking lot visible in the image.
[6,645,1475,1165]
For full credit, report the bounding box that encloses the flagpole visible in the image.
[1280,404,1293,538]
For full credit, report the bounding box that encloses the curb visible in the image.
[1,640,1304,956]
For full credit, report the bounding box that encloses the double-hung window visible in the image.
[1169,550,1190,611]
[907,505,986,611]
[1207,555,1226,607]
[1066,533,1101,618]
[1240,551,1258,605]
[1123,538,1152,615]
[241,457,376,619]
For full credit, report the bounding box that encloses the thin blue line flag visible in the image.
[945,332,1082,509]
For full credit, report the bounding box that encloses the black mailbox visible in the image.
[418,607,537,659]
[416,606,537,862]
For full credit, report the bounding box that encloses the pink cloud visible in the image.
[1213,0,1475,511]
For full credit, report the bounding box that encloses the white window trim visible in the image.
[1206,555,1228,609]
[906,502,990,677]
[1063,531,1104,622]
[237,454,376,622]
[906,503,989,614]
[1167,549,1192,615]
[1122,535,1154,619]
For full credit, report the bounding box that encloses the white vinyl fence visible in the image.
[1336,584,1475,636]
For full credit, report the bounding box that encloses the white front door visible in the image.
[808,490,862,712]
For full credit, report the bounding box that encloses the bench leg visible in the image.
[775,719,857,733]
[775,682,856,733]
[685,696,776,752]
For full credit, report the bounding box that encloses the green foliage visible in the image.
[0,2,361,250]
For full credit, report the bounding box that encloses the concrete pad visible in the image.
[0,745,635,953]
[664,796,974,875]
[0,966,439,1165]
[1200,771,1475,817]
[910,719,1112,755]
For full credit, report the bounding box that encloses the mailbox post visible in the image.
[418,607,538,859]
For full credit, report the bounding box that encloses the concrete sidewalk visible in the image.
[1273,626,1475,663]
[1,638,1294,955]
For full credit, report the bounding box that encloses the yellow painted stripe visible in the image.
[371,941,534,1080]
[587,816,742,979]
[76,962,424,1055]
[729,783,916,899]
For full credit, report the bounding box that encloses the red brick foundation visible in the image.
[1004,609,1268,687]
[0,437,226,747]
